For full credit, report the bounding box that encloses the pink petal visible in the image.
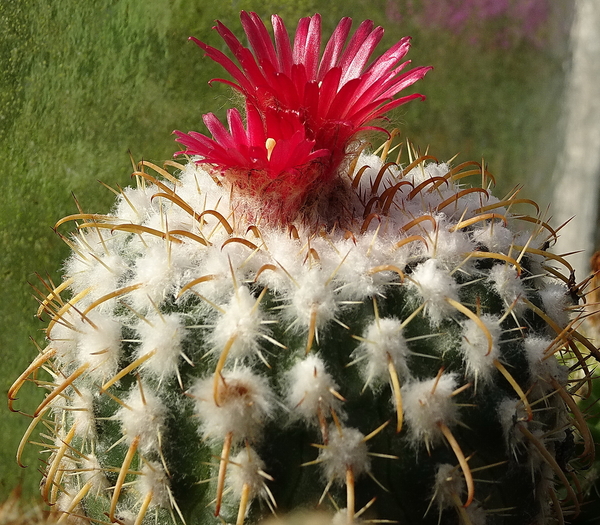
[317,66,343,119]
[272,14,293,75]
[290,63,309,103]
[340,25,384,85]
[338,19,375,82]
[227,109,249,147]
[189,37,254,94]
[202,113,236,147]
[317,17,352,81]
[246,102,267,147]
[215,22,266,89]
[352,93,426,124]
[241,11,278,71]
[377,65,433,100]
[302,14,322,80]
[292,16,311,65]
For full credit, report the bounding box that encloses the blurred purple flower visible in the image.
[386,0,558,49]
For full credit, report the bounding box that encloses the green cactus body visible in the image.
[10,11,594,525]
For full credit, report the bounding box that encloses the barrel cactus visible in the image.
[10,11,597,525]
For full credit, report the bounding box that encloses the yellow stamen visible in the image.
[265,138,276,161]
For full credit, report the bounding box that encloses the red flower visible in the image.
[175,12,431,223]
[174,103,328,204]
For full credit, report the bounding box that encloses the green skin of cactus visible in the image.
[25,152,579,525]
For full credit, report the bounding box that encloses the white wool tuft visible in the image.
[538,282,571,329]
[53,492,88,525]
[524,336,566,385]
[487,264,526,314]
[465,504,488,525]
[180,245,234,303]
[288,268,337,332]
[136,312,186,381]
[286,355,343,423]
[71,388,97,439]
[80,454,110,494]
[65,251,128,311]
[116,385,167,454]
[47,320,78,365]
[354,153,390,195]
[459,314,501,384]
[405,161,451,187]
[332,509,364,525]
[472,223,514,254]
[113,510,136,525]
[423,223,476,270]
[251,234,299,294]
[434,464,492,523]
[402,373,460,447]
[408,259,458,325]
[432,463,464,510]
[114,186,159,225]
[75,313,122,381]
[227,447,268,500]
[129,243,193,310]
[318,425,370,483]
[354,317,410,387]
[211,286,269,362]
[137,462,171,508]
[333,236,400,301]
[190,368,274,443]
[497,397,529,452]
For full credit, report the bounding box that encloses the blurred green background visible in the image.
[4,0,596,518]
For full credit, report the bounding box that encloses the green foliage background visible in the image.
[1,0,584,511]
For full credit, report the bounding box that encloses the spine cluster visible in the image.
[10,141,596,525]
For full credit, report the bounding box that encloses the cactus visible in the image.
[9,11,597,525]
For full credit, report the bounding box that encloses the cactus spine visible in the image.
[10,11,596,525]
